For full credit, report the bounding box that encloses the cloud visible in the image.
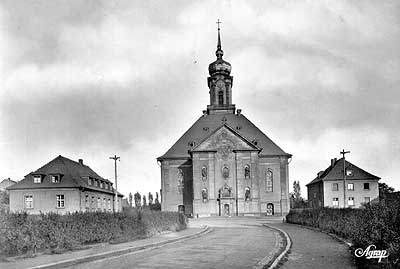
[0,0,399,196]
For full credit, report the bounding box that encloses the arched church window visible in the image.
[245,187,251,201]
[221,185,231,198]
[201,188,208,202]
[177,169,184,194]
[222,166,229,179]
[218,91,224,105]
[266,169,273,192]
[201,166,207,181]
[244,165,250,179]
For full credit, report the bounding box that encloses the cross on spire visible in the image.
[216,19,221,30]
[215,19,223,58]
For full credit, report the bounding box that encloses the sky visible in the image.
[0,0,399,198]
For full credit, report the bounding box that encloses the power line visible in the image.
[340,149,350,208]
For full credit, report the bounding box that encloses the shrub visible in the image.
[0,210,186,256]
[286,201,400,268]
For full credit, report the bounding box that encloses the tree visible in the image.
[290,181,307,208]
[128,192,133,207]
[142,195,147,207]
[134,191,141,207]
[0,191,10,213]
[148,192,153,205]
[150,192,161,211]
[0,191,9,205]
[292,181,301,200]
[379,182,395,198]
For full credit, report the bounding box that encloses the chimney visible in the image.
[331,158,337,167]
[78,159,83,165]
[317,171,324,178]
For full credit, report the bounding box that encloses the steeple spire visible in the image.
[216,19,223,59]
[207,20,235,114]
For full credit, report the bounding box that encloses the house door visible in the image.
[224,204,230,216]
[266,203,274,216]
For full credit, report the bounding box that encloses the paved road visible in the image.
[68,217,281,269]
[271,223,357,269]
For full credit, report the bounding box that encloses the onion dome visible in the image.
[208,23,231,76]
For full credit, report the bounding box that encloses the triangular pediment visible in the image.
[192,124,259,152]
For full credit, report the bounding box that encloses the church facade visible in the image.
[157,27,291,217]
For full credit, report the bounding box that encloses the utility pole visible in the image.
[340,149,350,208]
[109,155,120,212]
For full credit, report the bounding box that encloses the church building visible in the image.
[157,25,291,217]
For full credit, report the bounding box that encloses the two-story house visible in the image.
[7,155,123,214]
[0,178,16,192]
[307,157,380,208]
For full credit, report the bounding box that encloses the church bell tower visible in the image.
[207,21,235,114]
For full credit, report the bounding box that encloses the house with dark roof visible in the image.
[0,178,16,192]
[306,158,380,208]
[157,26,291,217]
[7,155,123,214]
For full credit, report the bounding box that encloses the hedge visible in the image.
[0,209,187,256]
[286,200,400,268]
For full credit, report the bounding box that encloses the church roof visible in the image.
[8,155,122,196]
[157,112,291,160]
[306,158,380,186]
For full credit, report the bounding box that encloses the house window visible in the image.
[85,195,89,210]
[51,175,60,183]
[91,196,95,210]
[108,199,111,211]
[346,169,353,176]
[266,169,273,192]
[332,183,339,191]
[332,197,339,207]
[105,183,108,190]
[218,91,224,105]
[348,197,355,206]
[56,194,65,208]
[100,181,103,188]
[364,183,370,190]
[347,183,354,191]
[244,165,250,179]
[103,198,106,211]
[97,197,101,209]
[313,192,317,198]
[94,180,98,187]
[88,178,92,185]
[24,195,33,209]
[364,197,370,204]
[33,175,41,184]
[245,187,251,201]
[201,166,207,181]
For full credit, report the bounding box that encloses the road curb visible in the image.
[28,226,212,269]
[254,224,292,269]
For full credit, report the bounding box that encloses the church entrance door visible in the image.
[178,205,185,214]
[266,203,274,216]
[223,204,230,216]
